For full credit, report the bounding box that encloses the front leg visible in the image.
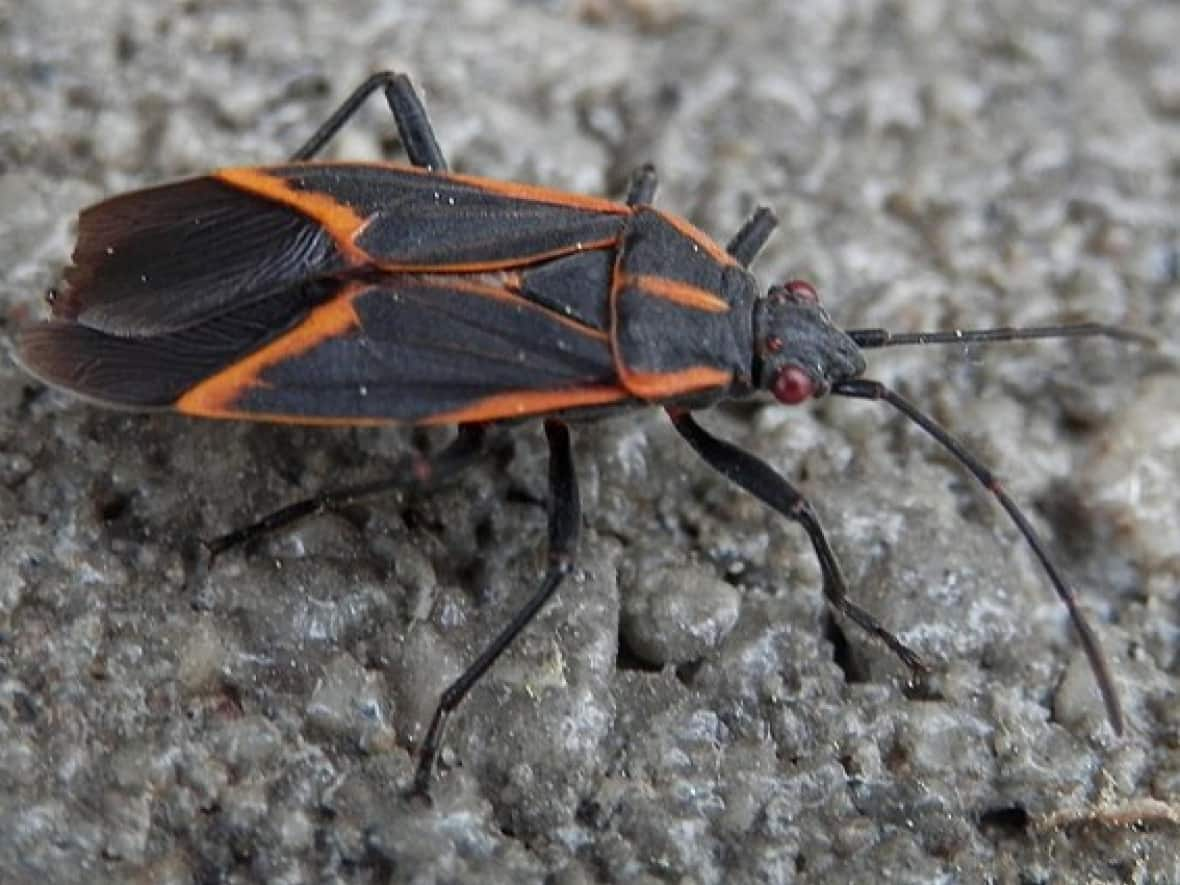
[666,408,925,672]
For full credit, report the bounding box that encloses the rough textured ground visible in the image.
[1,1,1178,883]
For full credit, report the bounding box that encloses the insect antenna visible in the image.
[831,376,1125,735]
[846,322,1154,349]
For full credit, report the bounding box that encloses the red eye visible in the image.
[783,279,818,303]
[772,366,815,405]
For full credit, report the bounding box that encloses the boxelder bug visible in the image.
[16,72,1148,795]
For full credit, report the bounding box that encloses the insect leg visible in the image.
[667,409,926,672]
[290,71,448,171]
[625,163,659,206]
[725,207,778,267]
[834,377,1124,733]
[206,423,488,557]
[412,419,580,796]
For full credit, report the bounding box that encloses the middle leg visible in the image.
[411,418,581,795]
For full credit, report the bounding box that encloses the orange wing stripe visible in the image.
[367,237,621,278]
[655,211,736,266]
[215,167,371,262]
[624,274,730,313]
[277,160,632,215]
[175,285,365,417]
[421,385,631,426]
[173,384,632,427]
[615,366,733,400]
[444,171,632,214]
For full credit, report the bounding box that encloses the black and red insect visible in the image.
[17,72,1142,794]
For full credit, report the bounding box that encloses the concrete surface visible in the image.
[1,1,1177,882]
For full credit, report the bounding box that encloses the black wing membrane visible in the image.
[18,275,622,421]
[57,177,343,337]
[19,280,334,407]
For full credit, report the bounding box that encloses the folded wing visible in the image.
[20,275,629,424]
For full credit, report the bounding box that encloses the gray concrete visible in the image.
[1,1,1177,882]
